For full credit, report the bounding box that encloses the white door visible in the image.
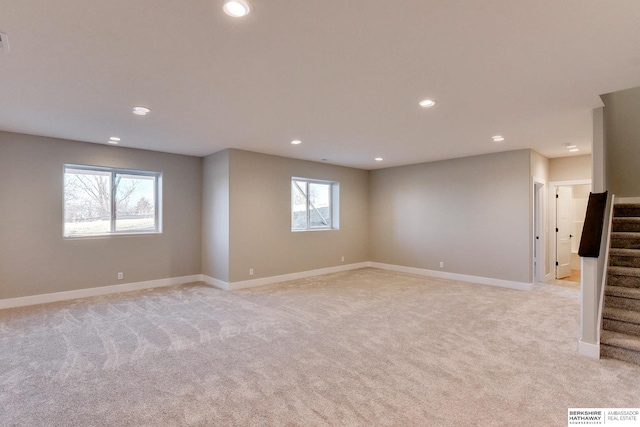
[556,186,572,279]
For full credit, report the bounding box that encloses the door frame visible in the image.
[532,178,546,284]
[547,179,591,283]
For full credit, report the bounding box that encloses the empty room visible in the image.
[1,1,640,426]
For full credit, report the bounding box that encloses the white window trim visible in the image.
[291,177,339,232]
[63,164,163,238]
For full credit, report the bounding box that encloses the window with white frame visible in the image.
[291,178,339,231]
[63,165,162,237]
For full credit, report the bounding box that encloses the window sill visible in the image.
[63,231,162,239]
[291,228,339,232]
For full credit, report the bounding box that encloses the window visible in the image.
[291,178,339,231]
[64,165,161,237]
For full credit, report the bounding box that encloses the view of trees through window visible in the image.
[291,178,334,230]
[64,166,160,236]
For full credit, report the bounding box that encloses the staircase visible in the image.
[600,203,640,365]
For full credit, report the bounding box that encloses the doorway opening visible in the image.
[548,179,591,288]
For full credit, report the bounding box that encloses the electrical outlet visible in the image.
[439,262,444,268]
[341,256,345,262]
[118,272,123,280]
[249,268,254,276]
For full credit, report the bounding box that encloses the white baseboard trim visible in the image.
[616,197,640,204]
[1,262,532,309]
[199,275,230,291]
[201,262,370,291]
[368,262,533,291]
[0,275,202,310]
[578,340,600,359]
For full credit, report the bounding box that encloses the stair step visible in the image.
[608,267,640,288]
[609,248,640,268]
[614,203,640,218]
[608,266,640,277]
[613,218,640,232]
[605,295,640,311]
[606,285,640,300]
[601,330,640,352]
[594,204,640,366]
[601,344,640,366]
[603,319,640,337]
[603,307,640,325]
[610,248,640,257]
[611,232,640,249]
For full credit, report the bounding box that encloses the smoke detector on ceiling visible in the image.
[0,32,9,52]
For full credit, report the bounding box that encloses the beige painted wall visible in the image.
[530,150,549,182]
[0,131,202,299]
[228,149,369,282]
[549,155,592,182]
[369,150,532,283]
[602,85,640,197]
[202,149,230,282]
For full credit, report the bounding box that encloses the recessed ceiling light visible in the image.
[419,99,435,108]
[291,139,302,145]
[566,144,577,149]
[108,136,120,144]
[569,148,580,152]
[492,135,505,142]
[132,106,150,116]
[223,0,251,17]
[374,157,384,162]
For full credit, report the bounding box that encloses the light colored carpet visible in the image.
[1,268,638,426]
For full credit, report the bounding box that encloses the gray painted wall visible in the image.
[228,149,370,282]
[0,132,202,299]
[202,149,230,282]
[1,130,545,298]
[369,150,532,284]
[592,107,605,193]
[602,86,640,197]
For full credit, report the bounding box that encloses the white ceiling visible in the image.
[1,1,639,170]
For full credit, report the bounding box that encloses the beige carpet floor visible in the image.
[1,268,639,426]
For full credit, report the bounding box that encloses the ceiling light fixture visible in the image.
[492,135,505,142]
[132,106,150,116]
[291,139,302,145]
[374,157,384,162]
[108,137,120,144]
[419,99,435,108]
[569,148,580,152]
[566,144,577,149]
[223,0,251,17]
